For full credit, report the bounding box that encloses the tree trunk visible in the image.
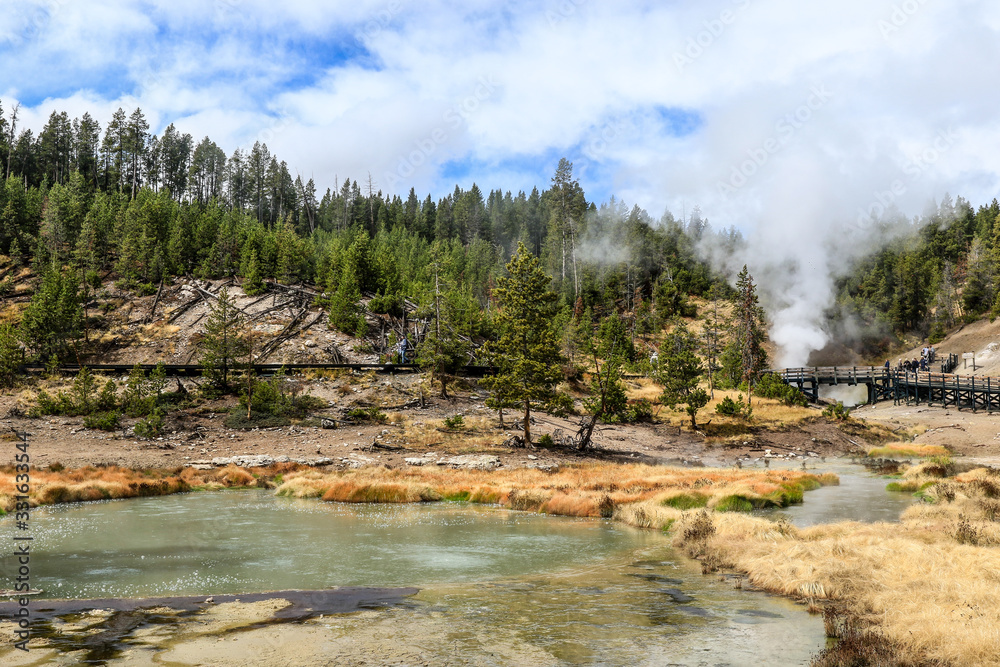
[523,400,531,445]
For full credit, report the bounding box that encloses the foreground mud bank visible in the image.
[0,588,419,666]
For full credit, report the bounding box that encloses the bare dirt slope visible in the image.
[895,318,1000,376]
[92,279,370,366]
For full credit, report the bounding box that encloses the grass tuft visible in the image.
[867,442,951,459]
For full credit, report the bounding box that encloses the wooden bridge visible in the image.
[772,357,1000,413]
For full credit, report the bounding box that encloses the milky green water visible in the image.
[3,491,829,665]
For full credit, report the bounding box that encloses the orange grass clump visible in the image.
[275,463,835,519]
[669,467,1000,666]
[0,463,302,511]
[0,466,192,510]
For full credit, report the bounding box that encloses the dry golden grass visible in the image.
[138,322,180,342]
[868,442,952,459]
[388,414,507,453]
[668,467,1000,666]
[656,389,820,433]
[624,377,663,403]
[0,463,306,511]
[274,463,834,519]
[0,466,192,510]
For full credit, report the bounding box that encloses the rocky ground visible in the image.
[1,363,886,474]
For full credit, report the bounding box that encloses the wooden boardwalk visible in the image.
[773,360,1000,413]
[17,363,494,378]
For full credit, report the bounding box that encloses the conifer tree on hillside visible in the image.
[657,321,709,429]
[200,288,250,390]
[720,265,768,405]
[417,276,477,399]
[482,243,563,445]
[242,248,265,296]
[19,265,83,362]
[0,323,22,388]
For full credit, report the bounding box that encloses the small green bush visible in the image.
[368,292,405,317]
[537,433,555,447]
[626,398,654,422]
[443,414,465,429]
[224,408,291,429]
[345,407,388,423]
[83,411,120,431]
[134,411,165,439]
[823,401,851,421]
[755,373,809,407]
[716,395,751,418]
[545,392,576,418]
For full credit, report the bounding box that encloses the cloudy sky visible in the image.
[2,0,998,226]
[3,0,999,364]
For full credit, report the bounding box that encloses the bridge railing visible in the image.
[772,366,889,382]
[774,366,1000,392]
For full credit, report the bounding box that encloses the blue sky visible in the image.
[1,0,999,224]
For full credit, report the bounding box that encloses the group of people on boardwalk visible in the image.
[891,346,936,373]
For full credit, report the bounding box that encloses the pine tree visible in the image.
[328,262,366,336]
[243,248,265,296]
[199,288,249,390]
[482,243,563,445]
[417,271,474,398]
[0,323,22,388]
[19,265,83,362]
[721,266,768,405]
[657,321,709,429]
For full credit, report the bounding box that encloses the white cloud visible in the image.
[4,0,1000,363]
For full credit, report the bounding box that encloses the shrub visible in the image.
[83,411,120,431]
[537,433,555,447]
[134,410,165,439]
[368,292,405,317]
[626,398,653,422]
[545,392,576,417]
[755,373,809,407]
[443,414,465,429]
[716,395,751,418]
[823,401,851,421]
[345,407,388,423]
[223,408,291,429]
